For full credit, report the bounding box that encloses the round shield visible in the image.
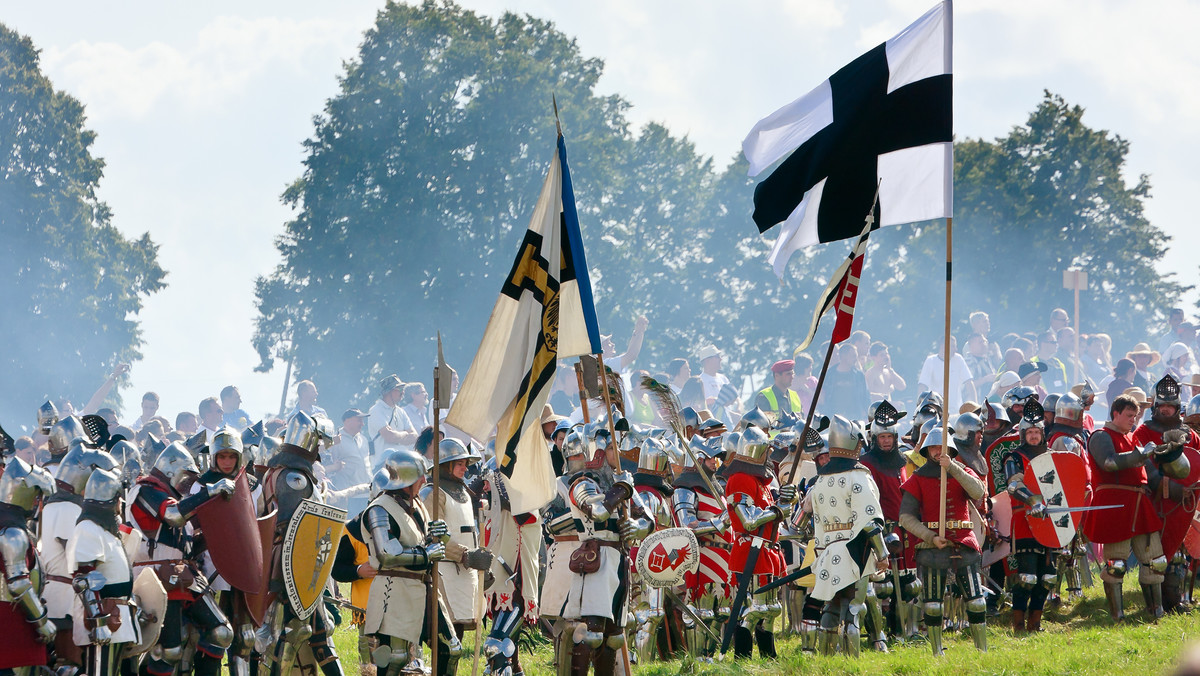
[1024,451,1090,549]
[123,567,167,658]
[635,527,700,588]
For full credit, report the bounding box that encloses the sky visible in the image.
[4,0,1198,424]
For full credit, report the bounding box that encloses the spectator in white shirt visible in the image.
[129,391,160,432]
[917,335,976,415]
[696,344,730,409]
[368,374,418,463]
[401,383,430,430]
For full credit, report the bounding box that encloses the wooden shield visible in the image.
[123,568,167,658]
[986,433,1020,495]
[241,509,278,626]
[281,499,347,620]
[635,527,700,588]
[1024,451,1090,549]
[193,471,264,593]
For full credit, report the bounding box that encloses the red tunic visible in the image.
[1083,426,1162,543]
[1133,424,1200,556]
[0,537,48,669]
[860,455,916,567]
[901,467,981,552]
[725,472,784,580]
[683,489,733,595]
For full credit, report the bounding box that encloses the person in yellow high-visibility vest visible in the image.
[755,360,804,416]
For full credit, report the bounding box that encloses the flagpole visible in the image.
[595,352,636,675]
[429,359,441,676]
[786,337,837,485]
[939,217,953,540]
[574,361,592,425]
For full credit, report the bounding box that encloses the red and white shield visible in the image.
[1024,451,1090,549]
[635,527,700,588]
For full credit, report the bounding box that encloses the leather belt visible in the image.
[47,575,73,584]
[554,534,580,542]
[377,570,431,583]
[926,520,973,530]
[825,523,853,532]
[133,559,188,567]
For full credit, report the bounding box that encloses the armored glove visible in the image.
[1162,429,1188,453]
[462,548,494,571]
[89,624,113,646]
[777,484,799,505]
[1027,500,1047,520]
[620,517,650,542]
[426,519,450,544]
[425,542,447,563]
[207,477,236,497]
[1138,442,1158,459]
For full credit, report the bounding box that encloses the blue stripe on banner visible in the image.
[558,134,602,354]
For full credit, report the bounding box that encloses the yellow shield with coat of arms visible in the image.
[282,499,347,620]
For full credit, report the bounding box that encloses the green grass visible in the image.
[331,577,1199,675]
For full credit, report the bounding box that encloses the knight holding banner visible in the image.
[899,428,988,655]
[362,449,461,676]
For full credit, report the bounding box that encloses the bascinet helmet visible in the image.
[47,416,87,457]
[282,411,334,461]
[108,439,143,484]
[37,401,59,435]
[1018,399,1046,443]
[1153,374,1183,410]
[870,400,907,444]
[1054,393,1085,427]
[372,449,426,493]
[722,431,741,457]
[1002,386,1038,411]
[152,441,201,491]
[981,401,1007,432]
[738,407,774,433]
[1042,394,1060,421]
[679,407,701,433]
[733,426,770,465]
[561,428,588,475]
[83,467,124,504]
[828,415,863,460]
[55,442,118,495]
[210,426,245,473]
[0,457,54,513]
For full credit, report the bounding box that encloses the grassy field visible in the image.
[331,577,1200,675]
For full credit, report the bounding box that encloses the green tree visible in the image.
[0,24,165,425]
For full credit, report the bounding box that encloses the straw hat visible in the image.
[541,404,568,425]
[1125,343,1161,366]
[1181,373,1200,390]
[959,401,981,415]
[696,345,723,362]
[1122,387,1151,408]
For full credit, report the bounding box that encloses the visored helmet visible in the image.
[37,401,59,435]
[1054,393,1085,427]
[0,457,54,513]
[915,391,944,417]
[254,435,283,467]
[47,416,88,457]
[83,467,124,504]
[636,437,673,478]
[282,411,334,460]
[562,429,588,475]
[1153,374,1183,409]
[733,426,770,465]
[372,449,426,493]
[1002,386,1039,410]
[1019,400,1046,438]
[738,407,774,432]
[55,443,118,495]
[981,401,1008,432]
[152,441,200,490]
[870,400,907,443]
[109,440,144,484]
[828,415,863,459]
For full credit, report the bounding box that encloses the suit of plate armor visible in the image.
[671,437,730,659]
[0,459,57,675]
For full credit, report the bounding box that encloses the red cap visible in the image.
[771,360,795,374]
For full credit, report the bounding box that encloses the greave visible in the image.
[1104,582,1124,621]
[925,604,944,657]
[969,621,988,652]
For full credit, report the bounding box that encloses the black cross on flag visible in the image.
[743,1,952,278]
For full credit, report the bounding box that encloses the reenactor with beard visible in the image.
[899,428,988,655]
[0,458,57,676]
[1002,401,1055,633]
[363,449,461,676]
[1133,375,1200,612]
[1085,393,1190,620]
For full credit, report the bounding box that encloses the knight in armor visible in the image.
[1132,375,1199,613]
[629,436,679,662]
[422,439,491,663]
[899,428,988,654]
[191,427,262,675]
[1002,401,1057,632]
[858,400,917,643]
[541,428,588,673]
[560,422,649,676]
[41,434,117,673]
[672,435,730,659]
[1045,393,1092,602]
[128,439,236,676]
[724,425,794,659]
[806,415,888,657]
[1084,393,1190,620]
[0,458,57,676]
[362,449,461,676]
[257,411,345,676]
[68,468,138,676]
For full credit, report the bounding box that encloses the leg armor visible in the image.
[1163,552,1186,613]
[484,608,524,676]
[146,601,185,676]
[842,581,866,659]
[863,581,889,652]
[817,594,847,657]
[633,585,664,663]
[309,606,344,676]
[369,637,411,676]
[800,593,823,654]
[921,565,947,657]
[592,619,624,676]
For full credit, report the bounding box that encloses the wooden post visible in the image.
[939,217,953,539]
[786,336,838,485]
[429,364,441,676]
[277,351,293,417]
[595,353,635,674]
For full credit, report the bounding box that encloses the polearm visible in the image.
[429,354,442,676]
[939,218,953,540]
[594,353,635,676]
[785,337,837,486]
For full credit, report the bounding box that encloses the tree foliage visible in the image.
[257,1,1182,412]
[0,24,165,423]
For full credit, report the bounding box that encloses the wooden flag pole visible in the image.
[786,336,838,485]
[574,362,592,425]
[939,217,953,540]
[429,361,441,676]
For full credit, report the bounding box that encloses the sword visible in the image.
[751,564,813,596]
[1034,504,1122,517]
[663,588,721,644]
[720,535,764,654]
